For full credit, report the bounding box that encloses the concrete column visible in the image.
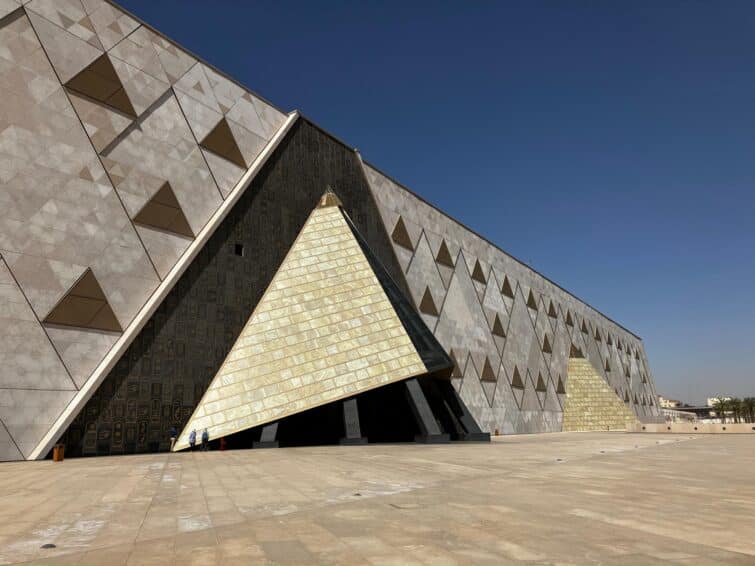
[253,421,279,448]
[404,378,449,443]
[339,398,367,445]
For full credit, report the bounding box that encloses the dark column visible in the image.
[404,378,449,443]
[339,397,367,445]
[415,377,465,439]
[253,421,279,448]
[436,380,490,442]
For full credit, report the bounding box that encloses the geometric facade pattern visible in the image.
[0,1,661,460]
[175,197,431,450]
[0,2,285,461]
[43,268,122,332]
[364,165,662,434]
[562,357,639,431]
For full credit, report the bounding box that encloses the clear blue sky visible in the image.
[119,0,755,404]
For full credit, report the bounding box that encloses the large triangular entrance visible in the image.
[43,269,121,332]
[174,193,448,450]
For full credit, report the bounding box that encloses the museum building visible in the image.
[0,0,661,461]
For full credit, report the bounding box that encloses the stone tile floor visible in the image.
[0,433,753,564]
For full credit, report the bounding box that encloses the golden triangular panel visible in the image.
[65,54,136,118]
[562,358,639,431]
[133,182,194,238]
[43,268,121,332]
[174,205,429,450]
[200,117,246,169]
[317,188,343,208]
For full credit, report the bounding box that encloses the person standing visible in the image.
[201,428,209,451]
[169,426,177,451]
[189,429,197,451]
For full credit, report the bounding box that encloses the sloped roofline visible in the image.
[102,0,286,117]
[106,0,641,340]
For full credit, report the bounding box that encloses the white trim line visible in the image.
[29,111,300,460]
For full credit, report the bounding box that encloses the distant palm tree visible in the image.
[743,397,755,423]
[712,398,729,423]
[730,397,742,423]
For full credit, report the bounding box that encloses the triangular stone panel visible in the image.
[419,287,439,316]
[436,239,454,267]
[174,199,432,450]
[403,233,446,333]
[132,182,194,238]
[471,260,487,284]
[510,366,524,389]
[480,357,497,382]
[501,275,514,299]
[520,372,542,411]
[27,10,103,83]
[543,376,563,412]
[43,268,121,332]
[65,53,137,117]
[433,254,501,383]
[67,90,133,152]
[391,216,414,251]
[526,289,539,310]
[199,117,246,169]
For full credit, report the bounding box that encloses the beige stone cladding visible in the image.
[362,162,661,434]
[0,1,290,459]
[174,203,427,450]
[562,358,638,431]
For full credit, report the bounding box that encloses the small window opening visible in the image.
[234,243,244,256]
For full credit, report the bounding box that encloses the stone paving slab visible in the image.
[0,433,753,564]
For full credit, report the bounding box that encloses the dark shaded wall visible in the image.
[61,120,409,456]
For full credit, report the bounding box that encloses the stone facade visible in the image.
[0,1,285,460]
[363,164,662,434]
[0,1,661,460]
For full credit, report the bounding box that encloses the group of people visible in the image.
[169,427,210,451]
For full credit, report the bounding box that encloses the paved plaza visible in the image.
[0,433,752,565]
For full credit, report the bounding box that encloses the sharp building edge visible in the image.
[0,0,661,461]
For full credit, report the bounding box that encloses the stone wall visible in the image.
[0,0,286,460]
[363,164,662,434]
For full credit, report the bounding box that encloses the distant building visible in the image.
[658,396,683,409]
